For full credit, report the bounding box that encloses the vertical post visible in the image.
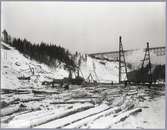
[141,42,152,84]
[118,36,128,84]
[119,36,121,83]
[77,68,79,77]
[147,42,152,83]
[123,49,128,82]
[68,67,72,80]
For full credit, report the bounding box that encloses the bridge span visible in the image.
[88,46,165,62]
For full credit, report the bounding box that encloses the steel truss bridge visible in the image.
[88,46,165,62]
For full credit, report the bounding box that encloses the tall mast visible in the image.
[118,36,128,83]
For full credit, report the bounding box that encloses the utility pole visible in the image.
[118,36,128,83]
[141,42,152,83]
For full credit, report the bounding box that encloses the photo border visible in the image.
[0,0,166,130]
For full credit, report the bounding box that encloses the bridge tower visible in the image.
[141,42,152,83]
[118,36,128,83]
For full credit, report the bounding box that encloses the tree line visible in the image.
[2,30,76,70]
[127,64,165,83]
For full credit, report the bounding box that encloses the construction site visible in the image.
[1,34,165,128]
[1,1,166,128]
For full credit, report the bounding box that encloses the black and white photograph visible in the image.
[0,1,166,129]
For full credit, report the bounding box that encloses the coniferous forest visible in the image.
[2,30,76,70]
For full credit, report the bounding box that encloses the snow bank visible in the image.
[1,42,69,89]
[80,56,126,83]
[85,108,141,129]
[111,96,165,129]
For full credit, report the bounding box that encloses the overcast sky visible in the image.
[1,2,165,53]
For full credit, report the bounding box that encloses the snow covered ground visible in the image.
[80,56,126,83]
[1,42,69,90]
[1,42,165,128]
[1,41,123,88]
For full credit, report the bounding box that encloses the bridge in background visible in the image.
[88,46,165,62]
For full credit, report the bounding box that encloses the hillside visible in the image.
[1,41,125,88]
[80,57,126,83]
[1,41,165,129]
[1,42,69,89]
